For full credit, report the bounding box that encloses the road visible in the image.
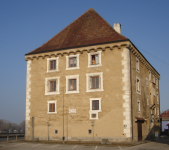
[0,138,169,150]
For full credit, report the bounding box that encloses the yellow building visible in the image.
[25,8,160,142]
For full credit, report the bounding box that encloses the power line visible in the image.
[136,45,169,66]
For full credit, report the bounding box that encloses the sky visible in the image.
[0,0,169,124]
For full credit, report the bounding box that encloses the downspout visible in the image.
[129,46,133,141]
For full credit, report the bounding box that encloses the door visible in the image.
[137,122,142,141]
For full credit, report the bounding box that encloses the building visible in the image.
[25,8,160,142]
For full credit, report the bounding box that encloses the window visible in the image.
[86,72,103,92]
[69,57,76,67]
[157,108,159,117]
[136,77,141,95]
[50,60,56,70]
[47,101,57,114]
[153,75,155,84]
[89,98,102,120]
[55,130,58,134]
[149,71,151,81]
[92,100,99,110]
[65,75,79,94]
[47,57,59,72]
[136,57,140,72]
[49,103,55,112]
[157,92,159,104]
[50,81,56,91]
[69,79,76,90]
[153,87,156,97]
[66,54,79,70]
[146,78,148,87]
[91,77,99,89]
[45,77,60,95]
[156,78,158,89]
[154,107,156,115]
[88,51,102,68]
[88,129,92,134]
[138,99,140,113]
[147,95,149,105]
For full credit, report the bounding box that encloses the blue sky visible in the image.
[0,0,169,124]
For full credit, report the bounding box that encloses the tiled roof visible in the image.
[27,8,128,55]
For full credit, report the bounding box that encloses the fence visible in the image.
[0,133,25,141]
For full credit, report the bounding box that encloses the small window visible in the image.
[157,108,159,117]
[49,103,55,112]
[50,60,56,70]
[50,81,56,91]
[91,77,99,89]
[136,57,139,72]
[154,107,156,115]
[153,88,156,97]
[147,96,149,105]
[88,129,92,134]
[157,92,159,104]
[136,77,141,94]
[69,57,76,67]
[91,54,99,65]
[149,71,151,81]
[47,101,57,114]
[55,130,58,134]
[146,78,148,87]
[92,100,99,110]
[138,100,140,112]
[153,75,155,83]
[69,79,76,90]
[156,78,158,89]
[91,113,97,118]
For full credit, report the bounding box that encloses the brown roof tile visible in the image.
[27,8,128,55]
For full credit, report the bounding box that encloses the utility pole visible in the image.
[63,87,65,143]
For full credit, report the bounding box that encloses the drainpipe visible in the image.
[129,46,133,141]
[32,117,34,141]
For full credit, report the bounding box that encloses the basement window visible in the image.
[88,129,92,134]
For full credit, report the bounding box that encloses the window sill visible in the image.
[47,112,57,114]
[46,70,59,73]
[65,91,79,94]
[86,89,104,92]
[66,67,80,70]
[45,92,60,95]
[88,64,102,68]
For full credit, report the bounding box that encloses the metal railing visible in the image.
[0,133,25,141]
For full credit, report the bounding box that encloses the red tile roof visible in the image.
[27,8,128,55]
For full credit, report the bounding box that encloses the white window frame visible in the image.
[66,54,80,70]
[156,78,158,89]
[136,77,141,95]
[157,108,159,117]
[154,107,156,115]
[47,100,57,114]
[138,99,140,113]
[136,57,140,72]
[146,78,148,87]
[86,72,103,92]
[153,87,156,97]
[157,92,159,104]
[89,98,102,120]
[45,77,60,95]
[65,75,79,94]
[153,75,155,84]
[149,71,151,81]
[47,57,59,73]
[88,51,102,68]
[147,95,149,105]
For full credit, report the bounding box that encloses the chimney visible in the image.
[113,23,121,34]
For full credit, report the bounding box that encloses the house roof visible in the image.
[27,8,128,55]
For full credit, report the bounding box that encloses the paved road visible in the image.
[0,139,169,150]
